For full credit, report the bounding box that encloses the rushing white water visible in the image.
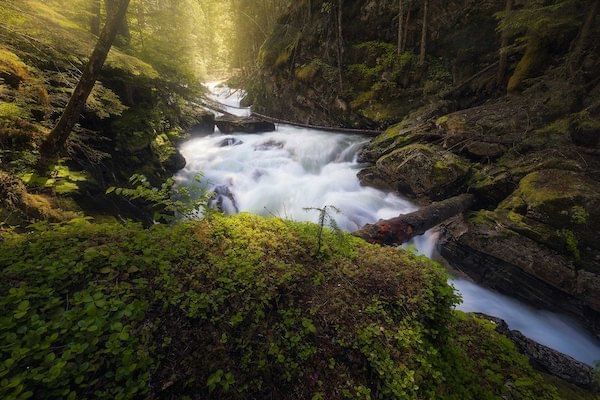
[175,82,600,366]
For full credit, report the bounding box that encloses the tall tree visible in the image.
[402,0,412,52]
[496,0,514,87]
[419,0,429,65]
[568,0,599,76]
[90,0,101,36]
[336,0,344,91]
[105,0,131,43]
[39,0,131,165]
[397,0,404,55]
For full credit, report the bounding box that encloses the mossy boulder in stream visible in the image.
[0,214,568,399]
[359,144,471,200]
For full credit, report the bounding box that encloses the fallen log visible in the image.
[215,115,276,134]
[353,194,474,245]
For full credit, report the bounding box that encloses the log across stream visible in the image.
[175,82,600,366]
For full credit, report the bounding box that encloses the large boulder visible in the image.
[439,211,600,335]
[359,144,471,200]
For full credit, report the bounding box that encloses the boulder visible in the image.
[216,115,275,134]
[359,144,471,200]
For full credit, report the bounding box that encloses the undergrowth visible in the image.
[0,214,561,399]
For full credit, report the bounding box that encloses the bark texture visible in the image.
[353,194,474,245]
[39,0,130,163]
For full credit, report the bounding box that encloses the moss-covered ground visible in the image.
[0,213,572,399]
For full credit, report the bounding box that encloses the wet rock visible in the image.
[218,137,243,147]
[359,144,471,200]
[254,140,284,151]
[210,185,239,214]
[216,115,275,134]
[439,213,600,336]
[475,313,598,391]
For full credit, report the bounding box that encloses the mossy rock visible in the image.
[366,144,471,200]
[500,169,600,263]
[151,134,186,172]
[0,214,566,399]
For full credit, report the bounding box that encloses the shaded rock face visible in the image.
[439,213,600,335]
[359,144,470,200]
[475,314,598,391]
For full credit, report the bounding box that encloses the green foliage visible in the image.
[0,213,562,399]
[21,164,89,195]
[303,205,343,256]
[497,0,583,39]
[106,174,212,223]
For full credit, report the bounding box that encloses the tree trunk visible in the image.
[39,0,130,166]
[105,0,131,43]
[336,0,344,92]
[90,0,101,35]
[496,0,514,87]
[397,0,404,55]
[353,194,474,245]
[569,0,599,76]
[418,0,428,65]
[401,1,412,52]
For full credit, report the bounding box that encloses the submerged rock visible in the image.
[254,139,284,151]
[218,137,243,147]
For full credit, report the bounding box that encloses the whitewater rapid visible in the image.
[175,83,600,366]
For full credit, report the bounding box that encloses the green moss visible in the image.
[560,229,581,261]
[0,47,29,82]
[0,214,570,399]
[150,134,176,164]
[0,0,157,80]
[295,61,320,82]
[0,103,27,119]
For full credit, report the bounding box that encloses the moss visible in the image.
[0,47,30,84]
[151,134,177,164]
[501,170,599,229]
[295,61,320,82]
[560,229,581,261]
[0,103,27,119]
[0,214,572,399]
[0,0,157,80]
[508,36,547,93]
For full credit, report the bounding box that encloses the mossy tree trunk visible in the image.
[105,0,131,44]
[496,0,514,88]
[568,0,599,76]
[90,0,101,36]
[39,0,131,167]
[419,0,428,65]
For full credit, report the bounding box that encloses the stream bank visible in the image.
[177,82,600,369]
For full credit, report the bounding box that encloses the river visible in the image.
[175,82,600,366]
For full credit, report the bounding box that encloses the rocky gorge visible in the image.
[245,0,600,342]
